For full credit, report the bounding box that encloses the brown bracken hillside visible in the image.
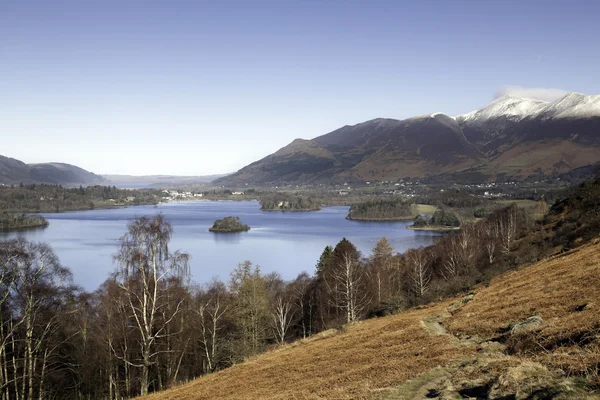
[144,241,600,400]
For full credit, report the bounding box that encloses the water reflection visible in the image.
[211,232,245,244]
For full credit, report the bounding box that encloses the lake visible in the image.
[0,201,441,291]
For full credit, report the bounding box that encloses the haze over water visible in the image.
[0,201,440,291]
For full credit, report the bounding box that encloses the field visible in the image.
[143,241,600,399]
[415,204,437,214]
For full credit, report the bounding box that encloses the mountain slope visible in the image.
[217,93,600,186]
[145,241,600,399]
[458,93,600,178]
[0,155,31,183]
[218,114,485,185]
[219,139,339,185]
[0,155,106,186]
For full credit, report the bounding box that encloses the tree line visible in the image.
[0,198,557,399]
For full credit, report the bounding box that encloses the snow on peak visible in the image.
[538,93,600,119]
[457,93,600,122]
[429,112,456,120]
[457,96,548,123]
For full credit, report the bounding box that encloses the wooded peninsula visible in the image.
[0,184,167,213]
[0,213,48,231]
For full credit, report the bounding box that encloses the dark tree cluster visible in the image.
[0,212,48,230]
[209,216,251,232]
[347,198,416,220]
[259,193,321,211]
[414,189,490,209]
[412,209,461,228]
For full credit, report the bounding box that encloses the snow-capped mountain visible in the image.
[216,93,600,186]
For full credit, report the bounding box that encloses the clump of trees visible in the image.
[412,209,461,228]
[0,212,48,230]
[259,193,321,211]
[414,188,490,209]
[347,198,416,220]
[209,216,251,232]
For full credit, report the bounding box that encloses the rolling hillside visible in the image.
[0,155,106,186]
[216,93,600,186]
[144,241,600,399]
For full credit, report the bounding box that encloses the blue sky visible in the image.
[1,0,599,175]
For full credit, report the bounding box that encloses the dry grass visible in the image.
[448,240,600,338]
[144,303,472,400]
[146,241,600,399]
[448,240,600,379]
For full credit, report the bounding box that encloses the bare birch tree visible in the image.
[196,280,228,373]
[113,214,190,396]
[328,253,368,323]
[407,248,430,297]
[271,296,294,344]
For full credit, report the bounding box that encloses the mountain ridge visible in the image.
[216,93,600,186]
[0,155,106,186]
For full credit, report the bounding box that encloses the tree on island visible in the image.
[209,216,251,233]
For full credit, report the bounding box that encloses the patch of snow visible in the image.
[539,93,600,119]
[457,96,548,123]
[456,92,600,123]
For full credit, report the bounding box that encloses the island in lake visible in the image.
[209,216,251,233]
[1,213,49,231]
[259,193,321,211]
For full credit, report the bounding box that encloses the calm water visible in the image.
[0,201,440,291]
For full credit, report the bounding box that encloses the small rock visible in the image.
[447,301,461,312]
[461,294,475,305]
[510,315,543,335]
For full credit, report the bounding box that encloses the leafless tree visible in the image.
[271,296,294,344]
[113,214,190,396]
[196,280,228,373]
[407,248,430,297]
[498,204,519,254]
[328,253,369,323]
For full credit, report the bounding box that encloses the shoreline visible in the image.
[260,208,321,212]
[346,216,414,222]
[406,225,460,232]
[1,223,49,232]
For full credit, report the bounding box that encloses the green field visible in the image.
[415,204,437,214]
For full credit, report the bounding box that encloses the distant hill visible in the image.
[103,173,229,188]
[216,93,600,186]
[0,155,106,186]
